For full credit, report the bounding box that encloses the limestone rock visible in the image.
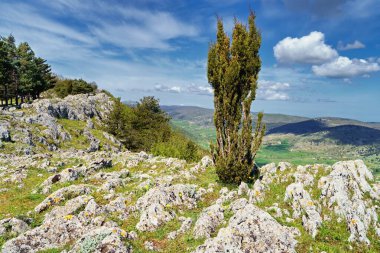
[193,204,224,239]
[136,184,199,231]
[0,218,29,236]
[0,125,11,142]
[167,217,192,240]
[201,156,213,168]
[285,183,322,238]
[193,204,300,253]
[68,227,131,253]
[137,203,176,232]
[318,160,378,244]
[238,182,249,196]
[35,184,92,213]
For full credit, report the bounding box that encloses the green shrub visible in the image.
[151,131,203,162]
[52,78,97,98]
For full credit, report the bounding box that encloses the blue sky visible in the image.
[1,0,379,121]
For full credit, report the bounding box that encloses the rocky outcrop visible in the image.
[29,93,113,121]
[193,204,300,253]
[136,184,200,231]
[318,160,379,244]
[285,183,322,238]
[3,201,127,253]
[67,227,132,253]
[0,92,122,155]
[193,204,224,239]
[35,184,92,213]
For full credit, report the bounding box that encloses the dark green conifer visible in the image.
[208,12,266,184]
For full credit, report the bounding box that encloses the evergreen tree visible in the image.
[33,57,55,98]
[105,97,131,143]
[0,38,12,105]
[129,96,171,151]
[18,42,35,101]
[0,35,18,106]
[0,34,54,105]
[208,12,266,184]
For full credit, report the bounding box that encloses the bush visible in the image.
[151,131,203,162]
[52,78,97,98]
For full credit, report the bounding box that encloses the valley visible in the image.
[165,106,380,181]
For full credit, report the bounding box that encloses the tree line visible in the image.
[0,35,55,106]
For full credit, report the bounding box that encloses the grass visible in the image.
[0,168,48,219]
[256,140,338,167]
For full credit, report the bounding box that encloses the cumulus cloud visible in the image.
[312,56,380,78]
[337,40,365,50]
[257,80,290,101]
[274,31,338,64]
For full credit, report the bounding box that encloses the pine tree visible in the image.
[130,96,171,151]
[208,12,266,184]
[0,35,18,106]
[0,35,54,105]
[0,38,11,105]
[18,42,35,101]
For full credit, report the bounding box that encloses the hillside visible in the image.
[162,106,380,180]
[1,94,380,252]
[161,105,309,130]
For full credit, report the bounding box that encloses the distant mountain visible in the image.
[267,119,380,145]
[161,105,309,130]
[162,105,380,132]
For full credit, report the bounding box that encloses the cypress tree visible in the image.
[208,12,266,184]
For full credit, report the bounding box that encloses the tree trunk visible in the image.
[4,86,8,106]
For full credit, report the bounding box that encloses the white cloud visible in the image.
[257,80,290,101]
[312,56,380,78]
[151,84,213,96]
[337,40,365,50]
[91,8,199,50]
[152,81,289,100]
[188,84,214,95]
[274,31,338,64]
[0,2,95,45]
[154,84,182,93]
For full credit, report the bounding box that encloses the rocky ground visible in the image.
[1,93,380,252]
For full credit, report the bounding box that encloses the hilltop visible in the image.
[0,94,379,252]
